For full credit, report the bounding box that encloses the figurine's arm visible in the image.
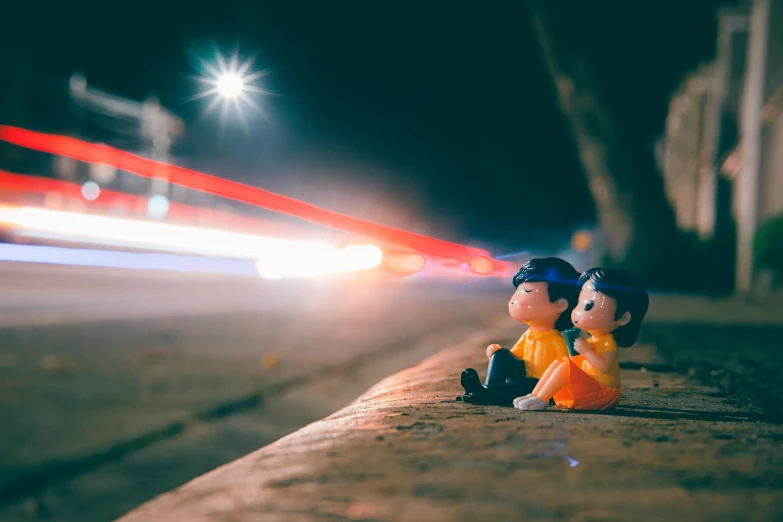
[486,344,503,358]
[573,339,617,373]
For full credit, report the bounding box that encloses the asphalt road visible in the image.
[1,262,782,521]
[0,261,515,521]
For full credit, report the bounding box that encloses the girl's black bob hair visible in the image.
[513,257,580,331]
[578,267,649,347]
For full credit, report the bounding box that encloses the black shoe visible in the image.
[462,392,479,403]
[460,368,488,403]
[461,368,482,393]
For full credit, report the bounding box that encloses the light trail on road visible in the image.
[0,243,256,276]
[0,204,383,279]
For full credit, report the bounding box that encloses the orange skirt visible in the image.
[553,356,621,411]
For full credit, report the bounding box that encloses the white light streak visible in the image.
[0,205,383,279]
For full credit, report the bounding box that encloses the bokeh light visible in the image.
[147,195,170,219]
[80,181,100,201]
[571,230,593,252]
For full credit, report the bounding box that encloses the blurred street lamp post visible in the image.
[141,96,183,207]
[68,74,184,216]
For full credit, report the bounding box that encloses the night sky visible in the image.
[0,1,726,253]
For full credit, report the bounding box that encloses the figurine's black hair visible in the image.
[512,257,580,331]
[578,267,649,347]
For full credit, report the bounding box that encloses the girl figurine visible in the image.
[513,267,648,412]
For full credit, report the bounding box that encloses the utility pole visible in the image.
[68,74,184,211]
[736,0,768,293]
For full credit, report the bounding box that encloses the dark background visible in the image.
[0,1,724,254]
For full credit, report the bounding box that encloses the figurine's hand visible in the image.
[573,338,591,355]
[486,344,503,358]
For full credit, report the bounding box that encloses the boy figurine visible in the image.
[460,257,580,406]
[513,267,649,412]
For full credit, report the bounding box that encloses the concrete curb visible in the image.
[118,335,783,521]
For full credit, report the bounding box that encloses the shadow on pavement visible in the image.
[606,405,783,425]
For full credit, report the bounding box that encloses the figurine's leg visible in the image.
[462,349,528,405]
[532,362,569,402]
[483,349,534,405]
[513,359,563,409]
[490,348,541,405]
[531,359,564,395]
[485,379,537,406]
[514,363,567,411]
[485,349,525,385]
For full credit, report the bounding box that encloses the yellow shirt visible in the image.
[510,329,568,379]
[581,334,621,387]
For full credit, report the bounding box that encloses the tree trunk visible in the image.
[529,2,690,287]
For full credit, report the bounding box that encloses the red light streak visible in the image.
[0,170,310,239]
[0,125,502,269]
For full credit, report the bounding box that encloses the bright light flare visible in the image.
[217,73,244,98]
[188,48,270,128]
[255,244,383,280]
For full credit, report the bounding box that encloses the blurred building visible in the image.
[661,0,783,292]
[661,63,717,238]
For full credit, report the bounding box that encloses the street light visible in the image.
[189,49,269,123]
[217,73,244,98]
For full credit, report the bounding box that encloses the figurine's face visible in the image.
[571,280,630,336]
[508,281,567,329]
